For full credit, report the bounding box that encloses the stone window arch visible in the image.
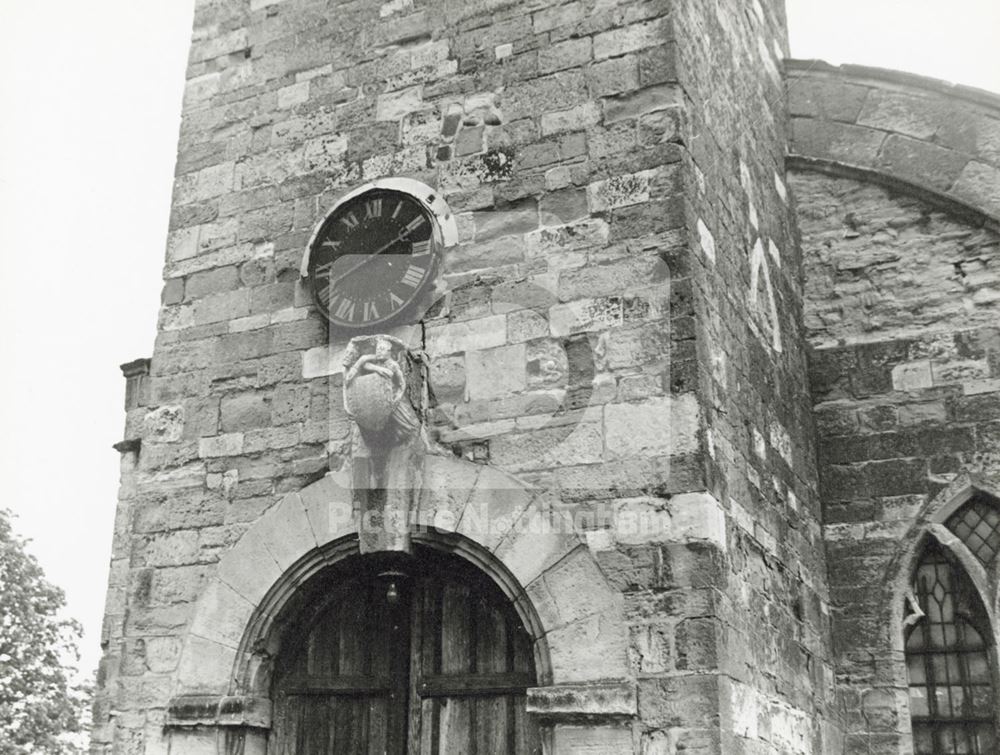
[904,538,998,754]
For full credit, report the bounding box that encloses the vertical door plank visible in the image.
[514,695,543,755]
[368,697,389,755]
[437,697,472,755]
[476,599,509,754]
[439,581,474,753]
[407,578,429,755]
[385,577,412,755]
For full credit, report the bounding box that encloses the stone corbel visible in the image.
[112,438,141,455]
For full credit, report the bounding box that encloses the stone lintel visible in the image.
[165,694,272,729]
[526,681,637,720]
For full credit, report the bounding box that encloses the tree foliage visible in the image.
[0,509,90,754]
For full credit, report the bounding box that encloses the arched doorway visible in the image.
[269,546,543,754]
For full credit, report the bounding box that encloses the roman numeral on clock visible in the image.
[404,215,426,234]
[401,265,425,288]
[335,298,356,321]
[363,301,380,321]
[317,284,333,306]
[364,198,382,220]
[411,240,431,257]
[389,292,404,308]
[340,212,359,230]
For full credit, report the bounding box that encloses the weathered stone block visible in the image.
[786,76,869,122]
[256,493,318,570]
[189,579,254,648]
[503,70,589,121]
[593,18,670,61]
[550,725,633,753]
[175,636,238,696]
[547,611,629,682]
[603,84,679,124]
[859,87,944,138]
[143,406,185,443]
[192,289,250,326]
[789,118,885,167]
[540,101,601,136]
[952,160,1000,216]
[494,504,578,586]
[221,392,271,432]
[538,37,592,75]
[587,169,656,212]
[145,637,183,673]
[589,56,640,98]
[890,360,933,392]
[198,432,245,458]
[527,682,637,718]
[426,315,508,355]
[604,394,700,459]
[217,528,281,604]
[465,344,526,400]
[877,133,969,192]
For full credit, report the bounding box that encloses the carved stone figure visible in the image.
[342,335,429,553]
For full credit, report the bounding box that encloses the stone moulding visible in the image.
[787,157,1000,235]
[786,58,1000,226]
[165,694,271,729]
[526,681,638,721]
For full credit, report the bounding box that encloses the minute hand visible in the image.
[327,232,409,288]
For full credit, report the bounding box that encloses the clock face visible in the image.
[306,189,439,329]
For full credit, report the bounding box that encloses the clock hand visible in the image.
[327,232,410,289]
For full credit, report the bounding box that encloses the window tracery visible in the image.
[905,541,997,755]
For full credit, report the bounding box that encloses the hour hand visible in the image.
[326,233,408,288]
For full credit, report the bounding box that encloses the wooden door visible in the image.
[408,560,542,755]
[270,550,542,755]
[270,571,409,755]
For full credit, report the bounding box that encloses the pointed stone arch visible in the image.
[885,475,1000,652]
[875,474,1000,749]
[163,454,637,751]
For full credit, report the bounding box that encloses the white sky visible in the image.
[0,0,997,681]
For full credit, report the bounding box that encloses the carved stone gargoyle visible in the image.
[342,335,429,554]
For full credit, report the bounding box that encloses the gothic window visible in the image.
[905,541,997,755]
[945,495,1000,566]
[270,548,542,754]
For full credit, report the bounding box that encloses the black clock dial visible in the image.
[307,189,438,329]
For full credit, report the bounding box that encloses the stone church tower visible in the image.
[93,0,1000,752]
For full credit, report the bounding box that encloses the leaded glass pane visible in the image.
[946,496,1000,566]
[905,542,997,754]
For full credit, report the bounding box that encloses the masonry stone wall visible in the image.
[793,91,1000,751]
[796,173,1000,348]
[94,0,862,753]
[671,4,839,753]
